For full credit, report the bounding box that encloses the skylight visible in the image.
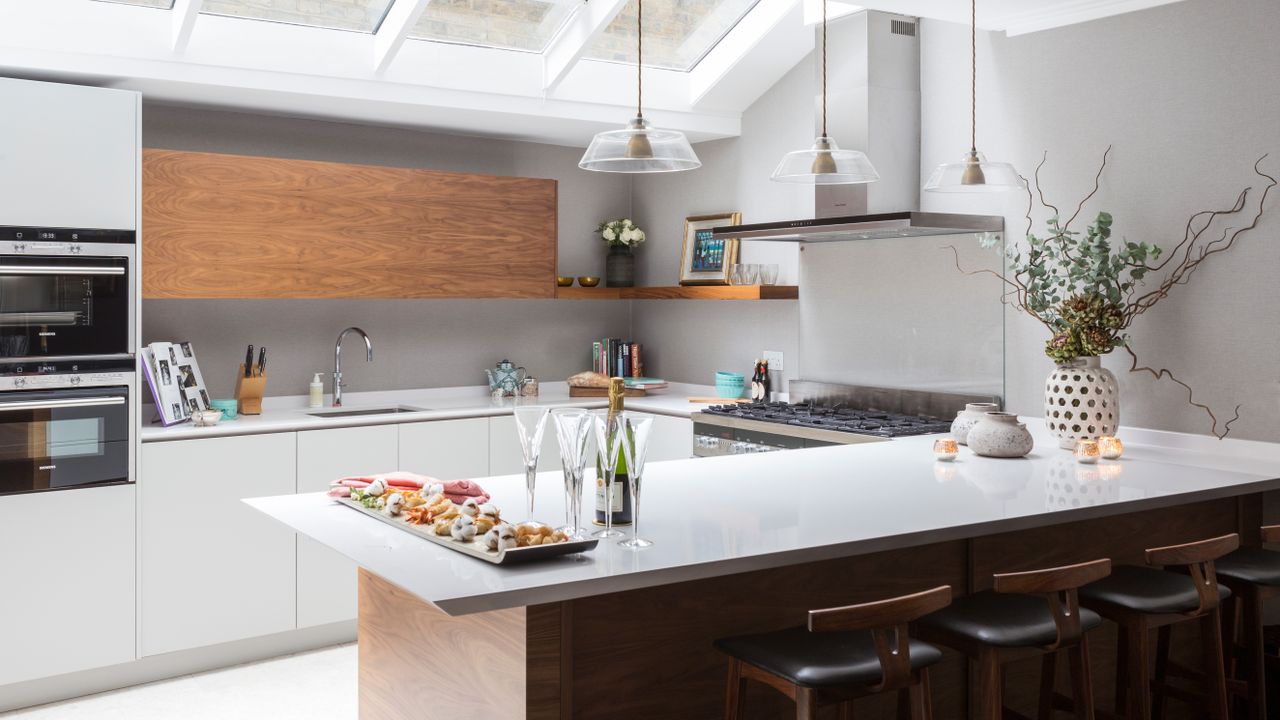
[93,0,175,7]
[200,0,398,33]
[584,0,761,71]
[410,0,578,53]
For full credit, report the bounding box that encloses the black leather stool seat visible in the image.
[1079,565,1232,614]
[1215,547,1280,586]
[916,591,1102,648]
[714,627,943,688]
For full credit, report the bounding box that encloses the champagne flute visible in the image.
[619,412,655,549]
[590,409,626,538]
[551,407,592,538]
[512,402,551,524]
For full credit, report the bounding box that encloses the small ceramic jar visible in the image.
[967,412,1034,458]
[950,402,1001,445]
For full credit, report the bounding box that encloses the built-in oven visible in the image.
[0,362,134,496]
[0,227,136,362]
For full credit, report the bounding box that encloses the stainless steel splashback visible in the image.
[788,380,1001,420]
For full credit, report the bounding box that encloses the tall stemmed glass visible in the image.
[551,408,592,538]
[512,402,551,524]
[590,409,626,538]
[619,412,655,549]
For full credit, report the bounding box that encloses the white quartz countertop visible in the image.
[246,422,1280,616]
[142,382,717,442]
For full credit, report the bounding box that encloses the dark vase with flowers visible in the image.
[605,245,636,287]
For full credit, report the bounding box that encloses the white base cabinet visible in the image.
[399,418,490,480]
[640,414,694,462]
[0,485,136,686]
[296,425,398,628]
[487,415,563,476]
[139,433,297,657]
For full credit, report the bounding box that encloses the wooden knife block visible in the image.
[235,365,267,415]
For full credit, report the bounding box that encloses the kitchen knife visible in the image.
[256,347,267,377]
[245,345,254,378]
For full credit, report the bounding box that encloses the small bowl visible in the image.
[577,276,600,288]
[210,399,238,421]
[192,409,224,427]
[556,276,574,287]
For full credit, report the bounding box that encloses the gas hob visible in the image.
[700,401,953,438]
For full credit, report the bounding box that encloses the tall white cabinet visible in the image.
[0,78,138,230]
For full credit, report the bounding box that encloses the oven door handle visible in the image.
[0,265,126,276]
[0,397,127,412]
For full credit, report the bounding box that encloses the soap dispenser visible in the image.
[309,373,325,408]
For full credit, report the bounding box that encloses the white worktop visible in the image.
[246,421,1280,616]
[142,382,718,442]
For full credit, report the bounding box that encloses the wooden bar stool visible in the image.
[714,585,952,720]
[1077,533,1238,720]
[1203,525,1280,720]
[916,558,1111,720]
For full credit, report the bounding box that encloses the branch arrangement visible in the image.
[949,148,1276,438]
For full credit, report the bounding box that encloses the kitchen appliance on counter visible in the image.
[0,358,135,496]
[0,226,136,362]
[692,380,999,457]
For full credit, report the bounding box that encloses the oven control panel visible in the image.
[0,371,132,392]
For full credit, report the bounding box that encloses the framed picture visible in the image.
[679,212,741,285]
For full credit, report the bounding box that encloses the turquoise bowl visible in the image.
[715,378,745,399]
[210,399,238,421]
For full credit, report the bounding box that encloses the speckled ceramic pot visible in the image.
[950,402,1001,445]
[968,412,1034,458]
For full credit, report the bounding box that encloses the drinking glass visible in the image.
[728,264,744,286]
[759,263,780,285]
[741,264,759,285]
[619,412,655,549]
[512,402,551,524]
[590,409,626,538]
[551,408,592,538]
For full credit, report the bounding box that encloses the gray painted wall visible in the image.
[141,105,634,398]
[919,0,1280,441]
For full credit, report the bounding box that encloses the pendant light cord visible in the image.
[970,0,977,153]
[821,0,828,138]
[636,0,644,118]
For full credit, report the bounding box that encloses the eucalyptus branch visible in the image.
[1124,344,1241,439]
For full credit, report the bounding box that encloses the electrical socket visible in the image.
[762,350,784,372]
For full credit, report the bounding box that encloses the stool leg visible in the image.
[1152,625,1170,720]
[839,700,855,720]
[1125,620,1152,720]
[723,659,746,720]
[910,669,933,720]
[975,647,1003,720]
[1243,587,1268,720]
[1201,608,1230,720]
[1038,651,1057,720]
[795,686,818,720]
[1115,623,1129,715]
[1068,635,1096,720]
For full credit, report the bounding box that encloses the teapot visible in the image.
[485,359,528,396]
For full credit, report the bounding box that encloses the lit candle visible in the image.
[1074,439,1101,464]
[1098,436,1124,460]
[933,437,959,462]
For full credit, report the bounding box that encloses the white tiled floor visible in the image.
[1,644,356,720]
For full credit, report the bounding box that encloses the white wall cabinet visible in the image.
[0,485,136,686]
[139,433,297,657]
[399,418,489,480]
[296,425,398,628]
[0,78,137,230]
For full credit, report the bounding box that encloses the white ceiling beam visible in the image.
[172,0,203,51]
[542,0,627,93]
[373,0,435,74]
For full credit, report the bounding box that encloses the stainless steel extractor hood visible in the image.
[710,211,1004,243]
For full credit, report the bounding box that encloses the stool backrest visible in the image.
[1261,525,1280,543]
[993,558,1111,651]
[808,585,952,693]
[1145,533,1239,616]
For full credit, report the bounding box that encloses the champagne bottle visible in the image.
[595,377,633,526]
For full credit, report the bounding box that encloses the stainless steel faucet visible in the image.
[333,327,372,407]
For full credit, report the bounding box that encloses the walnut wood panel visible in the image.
[553,285,799,300]
[142,149,557,299]
[358,569,526,720]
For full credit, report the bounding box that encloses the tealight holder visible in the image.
[1098,436,1124,460]
[933,437,959,462]
[1074,439,1101,464]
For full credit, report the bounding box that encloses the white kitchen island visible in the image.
[248,423,1280,720]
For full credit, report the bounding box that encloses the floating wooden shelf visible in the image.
[554,285,798,300]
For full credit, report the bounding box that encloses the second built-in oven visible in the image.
[0,227,135,362]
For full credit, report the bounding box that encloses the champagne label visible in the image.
[596,478,625,512]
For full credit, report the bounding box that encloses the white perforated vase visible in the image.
[1044,356,1120,449]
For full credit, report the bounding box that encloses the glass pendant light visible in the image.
[579,0,700,173]
[771,0,879,184]
[924,0,1022,193]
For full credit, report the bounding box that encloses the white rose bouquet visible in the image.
[597,218,646,248]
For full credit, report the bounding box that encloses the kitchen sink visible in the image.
[306,405,428,418]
